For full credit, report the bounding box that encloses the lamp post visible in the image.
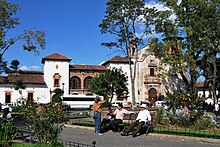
[62,83,65,100]
[49,88,53,102]
[62,83,65,91]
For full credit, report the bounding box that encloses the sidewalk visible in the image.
[61,125,220,147]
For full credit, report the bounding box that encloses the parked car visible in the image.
[140,100,151,107]
[154,101,170,110]
[111,101,122,107]
[154,101,164,108]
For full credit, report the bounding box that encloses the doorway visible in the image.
[148,88,157,103]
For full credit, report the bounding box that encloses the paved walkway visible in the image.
[61,125,220,147]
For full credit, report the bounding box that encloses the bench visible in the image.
[119,113,154,135]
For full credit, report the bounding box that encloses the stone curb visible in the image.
[147,133,220,145]
[64,124,220,145]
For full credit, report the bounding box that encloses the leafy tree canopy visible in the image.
[149,0,220,95]
[13,79,26,90]
[88,67,128,102]
[52,88,64,103]
[100,0,157,53]
[0,0,46,74]
[100,0,158,104]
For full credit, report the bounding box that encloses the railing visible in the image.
[62,140,96,147]
[69,119,220,139]
[154,126,220,139]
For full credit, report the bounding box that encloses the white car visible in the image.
[154,101,164,108]
[154,101,170,110]
[111,101,122,107]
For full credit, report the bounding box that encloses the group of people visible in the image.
[92,96,152,137]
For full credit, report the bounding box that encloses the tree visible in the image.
[150,0,220,99]
[52,88,64,103]
[217,58,220,94]
[195,0,220,104]
[99,0,158,104]
[0,0,46,74]
[2,59,20,73]
[10,60,19,72]
[13,79,26,103]
[88,68,128,102]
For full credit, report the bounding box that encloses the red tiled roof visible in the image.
[69,64,107,71]
[0,71,45,85]
[41,53,72,63]
[101,56,130,66]
[18,70,44,75]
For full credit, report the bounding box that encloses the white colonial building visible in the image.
[0,47,210,106]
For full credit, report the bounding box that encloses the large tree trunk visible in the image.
[129,59,136,105]
[212,50,217,104]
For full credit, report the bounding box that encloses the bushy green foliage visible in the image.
[0,118,18,146]
[12,142,63,147]
[88,68,128,102]
[194,116,214,130]
[155,91,211,128]
[52,88,64,103]
[166,91,203,112]
[19,101,64,146]
[154,109,167,125]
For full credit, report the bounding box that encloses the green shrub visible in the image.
[19,101,64,146]
[12,142,63,147]
[154,109,167,125]
[0,118,18,146]
[71,121,94,127]
[194,116,214,130]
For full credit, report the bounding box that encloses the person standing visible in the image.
[108,103,129,132]
[121,104,151,137]
[92,96,105,135]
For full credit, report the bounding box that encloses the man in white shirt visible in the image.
[121,104,151,137]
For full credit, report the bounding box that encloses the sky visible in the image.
[5,0,163,71]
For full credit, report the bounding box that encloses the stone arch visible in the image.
[84,76,93,89]
[148,88,157,103]
[70,76,81,89]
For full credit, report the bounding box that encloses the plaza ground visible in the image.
[61,125,220,147]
